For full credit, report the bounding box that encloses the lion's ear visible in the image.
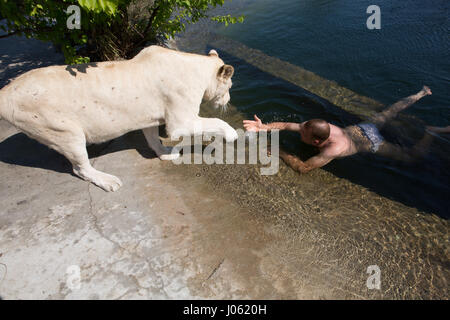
[208,49,219,57]
[218,65,234,80]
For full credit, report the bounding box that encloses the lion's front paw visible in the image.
[158,146,180,161]
[224,128,239,142]
[159,153,180,161]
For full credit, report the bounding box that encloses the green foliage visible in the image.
[152,0,244,38]
[0,0,244,64]
[78,0,120,14]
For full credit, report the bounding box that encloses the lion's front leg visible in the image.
[142,126,180,160]
[196,117,238,142]
[165,115,238,143]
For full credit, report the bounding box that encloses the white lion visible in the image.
[0,46,238,191]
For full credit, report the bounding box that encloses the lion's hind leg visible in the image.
[42,127,123,192]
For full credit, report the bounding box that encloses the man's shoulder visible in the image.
[320,139,349,158]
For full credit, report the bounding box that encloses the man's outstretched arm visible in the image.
[243,115,301,132]
[279,149,333,174]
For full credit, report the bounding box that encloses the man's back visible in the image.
[319,124,357,159]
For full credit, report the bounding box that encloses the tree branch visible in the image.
[142,4,160,39]
[132,3,160,49]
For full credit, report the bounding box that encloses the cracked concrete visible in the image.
[0,127,261,299]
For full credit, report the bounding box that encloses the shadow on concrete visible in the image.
[0,33,102,88]
[0,130,159,175]
[0,33,65,88]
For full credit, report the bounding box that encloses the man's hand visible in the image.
[243,115,266,132]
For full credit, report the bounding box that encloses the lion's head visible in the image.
[202,49,234,110]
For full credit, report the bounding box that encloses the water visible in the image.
[173,0,449,298]
[178,0,450,218]
[219,0,449,125]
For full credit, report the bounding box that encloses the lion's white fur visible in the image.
[0,46,237,191]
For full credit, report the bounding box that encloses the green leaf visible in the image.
[78,0,119,15]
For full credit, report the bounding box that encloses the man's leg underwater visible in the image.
[376,131,434,163]
[371,86,432,127]
[426,125,450,134]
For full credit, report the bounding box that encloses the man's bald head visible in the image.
[303,119,330,145]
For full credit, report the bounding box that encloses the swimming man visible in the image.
[243,86,447,173]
